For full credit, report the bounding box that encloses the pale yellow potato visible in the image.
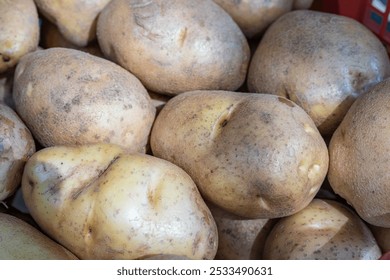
[0,0,39,73]
[247,10,390,135]
[0,213,77,260]
[263,199,382,260]
[328,79,390,228]
[370,225,390,253]
[212,0,293,38]
[21,144,218,260]
[13,48,156,153]
[0,104,35,201]
[151,91,329,219]
[34,0,112,47]
[97,0,250,95]
[208,202,275,260]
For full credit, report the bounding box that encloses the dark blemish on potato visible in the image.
[192,232,202,255]
[28,178,35,188]
[123,104,133,110]
[0,54,10,63]
[260,112,272,124]
[63,103,71,113]
[220,119,228,127]
[278,97,295,107]
[178,27,188,47]
[72,96,81,105]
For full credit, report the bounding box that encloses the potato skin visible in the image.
[212,0,293,38]
[34,0,111,47]
[97,0,250,95]
[13,48,156,153]
[328,79,390,228]
[0,104,36,201]
[263,199,381,260]
[208,202,275,260]
[247,10,390,135]
[0,213,77,260]
[21,144,218,260]
[151,91,329,219]
[0,0,39,73]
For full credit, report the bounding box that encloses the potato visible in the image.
[40,20,104,58]
[212,0,293,38]
[151,91,329,219]
[328,79,390,228]
[0,0,39,73]
[0,213,77,259]
[0,104,35,201]
[34,0,111,47]
[370,225,390,253]
[263,199,382,260]
[0,70,14,109]
[13,48,156,153]
[208,202,275,260]
[247,10,390,135]
[97,0,250,95]
[21,144,218,260]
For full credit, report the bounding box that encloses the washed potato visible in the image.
[13,48,156,153]
[21,144,218,260]
[0,104,35,201]
[0,213,77,259]
[328,79,390,228]
[263,199,382,260]
[212,0,293,38]
[40,20,104,57]
[247,10,390,135]
[151,91,329,219]
[34,0,111,47]
[97,0,250,95]
[370,225,390,253]
[0,70,14,109]
[208,202,275,260]
[0,0,39,73]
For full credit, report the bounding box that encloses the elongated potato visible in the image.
[0,213,77,260]
[151,91,329,219]
[13,48,156,153]
[22,144,218,260]
[0,104,35,201]
[97,0,250,95]
[0,0,39,73]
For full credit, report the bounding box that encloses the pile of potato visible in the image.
[1,0,390,260]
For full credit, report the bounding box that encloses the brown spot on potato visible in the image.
[178,27,188,48]
[0,54,10,63]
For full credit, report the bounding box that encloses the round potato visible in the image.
[21,144,218,260]
[212,0,293,38]
[0,213,77,260]
[97,0,250,95]
[247,10,390,135]
[0,104,36,201]
[328,79,390,228]
[208,202,275,260]
[0,0,39,73]
[151,91,329,219]
[13,48,156,153]
[34,0,111,47]
[263,199,382,260]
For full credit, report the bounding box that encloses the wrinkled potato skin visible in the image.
[0,213,77,260]
[212,0,293,38]
[328,79,390,228]
[0,104,35,201]
[208,203,275,260]
[40,20,104,58]
[13,48,156,153]
[0,0,39,73]
[247,10,390,135]
[97,0,250,95]
[151,91,329,219]
[263,199,381,260]
[22,144,218,260]
[34,0,111,47]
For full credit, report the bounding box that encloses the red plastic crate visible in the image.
[321,0,390,45]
